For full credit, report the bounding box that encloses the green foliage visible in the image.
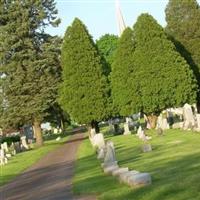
[112,14,198,116]
[111,28,138,116]
[165,0,200,90]
[132,14,197,114]
[96,34,119,74]
[0,1,61,129]
[0,135,20,146]
[59,18,110,124]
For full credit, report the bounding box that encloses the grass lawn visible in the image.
[0,134,69,186]
[73,128,200,200]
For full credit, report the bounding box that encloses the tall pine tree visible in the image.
[0,1,60,146]
[165,0,200,109]
[133,14,198,127]
[59,18,109,131]
[111,28,139,116]
[112,14,198,128]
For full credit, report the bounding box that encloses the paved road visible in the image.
[0,133,96,200]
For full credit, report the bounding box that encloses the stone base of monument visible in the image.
[118,170,139,183]
[112,167,129,176]
[104,165,119,174]
[127,173,152,187]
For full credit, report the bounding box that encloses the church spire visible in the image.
[115,0,126,36]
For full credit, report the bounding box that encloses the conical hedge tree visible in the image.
[131,13,198,127]
[59,18,109,131]
[165,0,200,110]
[111,27,140,116]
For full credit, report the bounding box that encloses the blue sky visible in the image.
[46,0,200,40]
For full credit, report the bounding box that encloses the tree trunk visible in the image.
[33,119,43,147]
[91,120,100,133]
[147,114,158,129]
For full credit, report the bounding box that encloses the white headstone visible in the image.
[92,133,105,149]
[0,149,8,165]
[103,141,117,167]
[56,136,61,141]
[183,103,195,129]
[2,142,9,152]
[127,172,152,187]
[196,114,200,129]
[123,123,131,135]
[21,136,29,150]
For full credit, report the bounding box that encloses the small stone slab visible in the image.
[101,161,118,168]
[104,165,119,174]
[127,172,151,187]
[119,170,139,183]
[112,167,129,176]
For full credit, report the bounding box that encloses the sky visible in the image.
[46,0,200,40]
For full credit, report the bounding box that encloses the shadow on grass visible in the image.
[74,143,200,200]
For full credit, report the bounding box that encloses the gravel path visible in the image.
[0,133,96,200]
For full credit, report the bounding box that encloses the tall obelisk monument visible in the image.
[115,0,126,36]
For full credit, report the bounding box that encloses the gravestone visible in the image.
[137,127,151,141]
[9,142,16,155]
[56,136,61,141]
[2,142,9,153]
[97,147,105,160]
[14,142,21,153]
[123,123,131,135]
[196,114,200,129]
[0,149,8,165]
[20,136,29,150]
[92,133,105,149]
[127,172,152,187]
[183,103,195,129]
[112,167,129,176]
[102,141,118,168]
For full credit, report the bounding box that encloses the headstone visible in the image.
[136,126,142,137]
[112,167,129,176]
[102,141,118,168]
[56,136,61,141]
[137,127,151,141]
[127,172,152,187]
[123,123,131,135]
[104,165,119,174]
[142,143,152,153]
[0,149,8,165]
[97,147,105,160]
[90,128,96,138]
[20,136,29,150]
[14,142,21,153]
[53,128,58,134]
[2,142,9,153]
[9,142,16,155]
[92,133,105,149]
[183,103,195,129]
[119,170,139,183]
[23,125,34,142]
[196,114,200,129]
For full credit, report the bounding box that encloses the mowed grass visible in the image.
[0,134,69,186]
[73,129,200,200]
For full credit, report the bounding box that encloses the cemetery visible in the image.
[1,0,200,199]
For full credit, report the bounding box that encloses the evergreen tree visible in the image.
[59,18,109,130]
[165,0,200,108]
[0,1,60,146]
[96,34,118,74]
[111,28,139,116]
[133,14,198,127]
